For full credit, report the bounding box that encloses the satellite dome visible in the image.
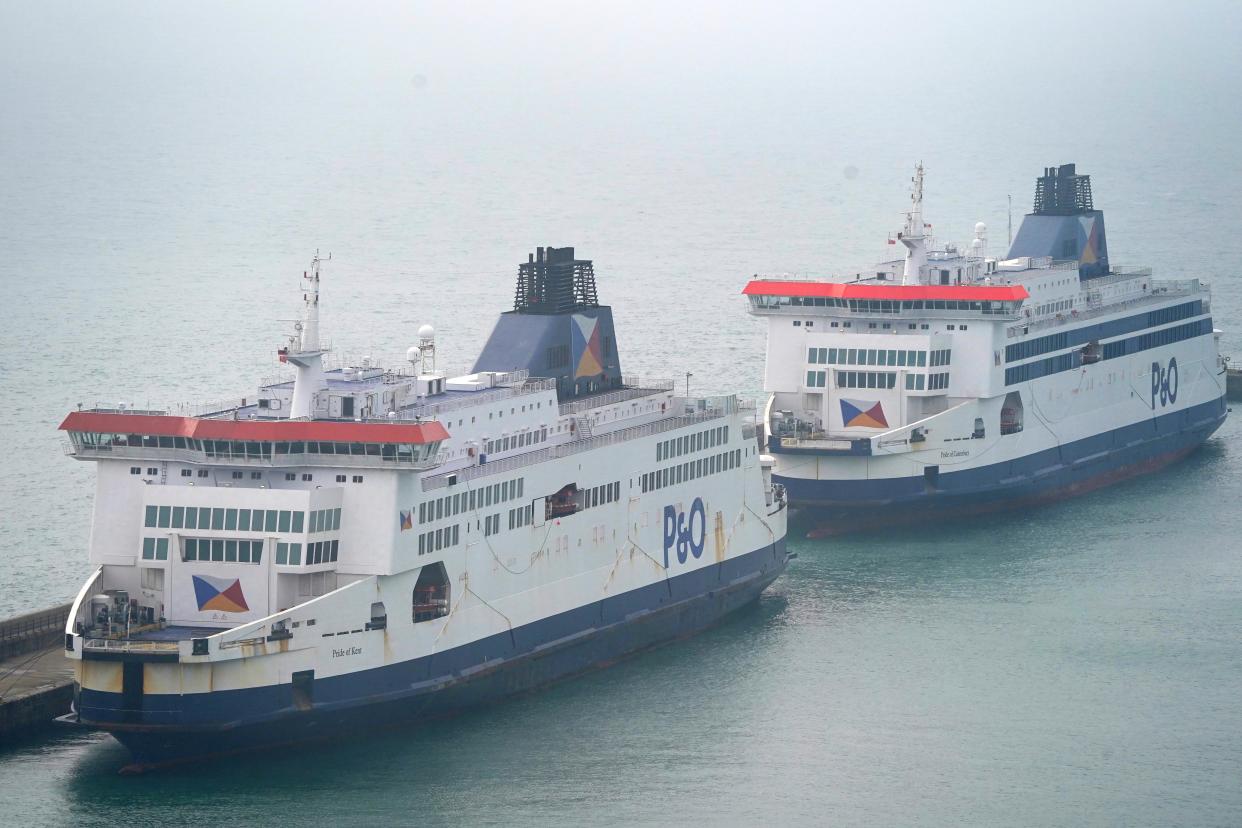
[974,221,987,236]
[406,346,420,363]
[418,324,435,341]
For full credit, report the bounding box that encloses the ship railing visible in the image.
[421,409,729,491]
[778,436,855,451]
[750,303,1023,320]
[558,382,674,416]
[66,443,440,469]
[85,404,170,416]
[259,373,296,389]
[168,398,255,418]
[1084,267,1153,287]
[414,376,556,418]
[1007,280,1206,338]
[672,394,742,415]
[82,637,181,654]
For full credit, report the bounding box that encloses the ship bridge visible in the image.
[743,279,1029,318]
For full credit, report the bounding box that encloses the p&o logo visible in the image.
[663,497,706,568]
[1150,357,1179,409]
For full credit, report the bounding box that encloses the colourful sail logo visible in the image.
[571,314,604,379]
[840,398,888,429]
[399,510,413,531]
[192,575,250,613]
[1079,215,1100,265]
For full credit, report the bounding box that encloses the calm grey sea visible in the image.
[2,2,1241,825]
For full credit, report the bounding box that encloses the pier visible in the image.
[1227,365,1242,401]
[0,604,74,741]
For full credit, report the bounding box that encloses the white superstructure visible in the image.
[60,247,788,768]
[744,164,1226,532]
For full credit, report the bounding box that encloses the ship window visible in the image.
[793,321,801,326]
[144,505,157,527]
[277,542,288,565]
[131,466,142,475]
[289,543,300,565]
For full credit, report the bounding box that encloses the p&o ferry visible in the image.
[745,164,1226,532]
[60,247,788,768]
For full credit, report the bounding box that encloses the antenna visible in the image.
[282,251,330,419]
[898,162,928,285]
[1007,194,1013,247]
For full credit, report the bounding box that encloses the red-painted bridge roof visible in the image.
[742,279,1029,301]
[59,411,450,444]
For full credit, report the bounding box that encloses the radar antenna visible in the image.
[897,163,928,285]
[279,250,331,419]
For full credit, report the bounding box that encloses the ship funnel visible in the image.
[1007,163,1109,278]
[473,247,623,401]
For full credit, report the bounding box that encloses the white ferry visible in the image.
[59,247,789,769]
[745,164,1226,533]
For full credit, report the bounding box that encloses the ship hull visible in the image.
[77,538,788,770]
[779,395,1226,535]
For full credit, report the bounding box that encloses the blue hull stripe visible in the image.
[778,395,1226,507]
[77,538,788,766]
